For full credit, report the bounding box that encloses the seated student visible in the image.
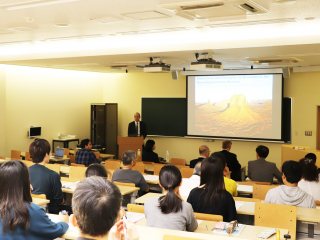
[298,157,320,203]
[76,139,99,167]
[211,152,237,197]
[248,145,282,183]
[187,156,237,222]
[0,160,68,239]
[29,138,64,214]
[304,153,320,174]
[112,150,149,195]
[144,165,198,231]
[265,160,316,208]
[189,145,210,168]
[180,162,201,200]
[85,163,108,178]
[70,176,123,240]
[142,139,160,163]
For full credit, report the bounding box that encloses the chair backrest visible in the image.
[45,163,62,174]
[69,154,76,164]
[194,212,223,222]
[255,202,296,240]
[105,160,121,170]
[153,163,165,175]
[253,184,278,200]
[25,152,32,161]
[170,158,186,166]
[21,160,34,168]
[63,148,70,156]
[94,151,100,159]
[11,150,21,160]
[127,203,144,213]
[132,162,145,174]
[31,193,46,199]
[114,181,135,187]
[180,167,194,178]
[234,197,261,202]
[69,165,87,181]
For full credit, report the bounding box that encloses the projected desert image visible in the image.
[195,95,272,137]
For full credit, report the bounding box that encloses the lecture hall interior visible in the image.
[0,0,320,239]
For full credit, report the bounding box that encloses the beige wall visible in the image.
[1,65,105,156]
[1,65,320,169]
[0,69,6,157]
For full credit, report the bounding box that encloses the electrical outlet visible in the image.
[305,131,312,136]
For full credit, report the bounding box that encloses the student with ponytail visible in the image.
[144,165,198,231]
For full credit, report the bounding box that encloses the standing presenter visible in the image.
[128,112,147,138]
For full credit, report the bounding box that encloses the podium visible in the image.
[117,136,144,159]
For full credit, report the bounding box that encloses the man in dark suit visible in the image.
[219,140,242,181]
[189,145,210,168]
[248,145,282,183]
[128,112,147,138]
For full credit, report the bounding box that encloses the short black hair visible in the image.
[80,139,90,149]
[256,145,269,158]
[282,160,302,183]
[72,177,122,237]
[29,138,51,163]
[305,153,317,164]
[122,150,136,166]
[144,140,155,152]
[85,163,108,178]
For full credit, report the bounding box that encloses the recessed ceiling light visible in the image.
[3,0,80,11]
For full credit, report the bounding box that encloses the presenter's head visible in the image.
[134,112,141,122]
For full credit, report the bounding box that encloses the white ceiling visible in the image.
[0,0,320,72]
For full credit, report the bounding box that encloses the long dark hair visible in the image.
[299,158,319,182]
[158,165,182,214]
[144,140,155,152]
[200,156,225,205]
[0,161,32,232]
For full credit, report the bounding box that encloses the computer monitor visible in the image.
[29,127,41,138]
[55,147,64,158]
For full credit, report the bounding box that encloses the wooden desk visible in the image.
[100,153,115,160]
[61,180,139,196]
[32,197,50,207]
[143,174,159,184]
[237,184,253,195]
[49,156,70,165]
[48,213,288,240]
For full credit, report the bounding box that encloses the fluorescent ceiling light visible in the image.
[4,0,80,11]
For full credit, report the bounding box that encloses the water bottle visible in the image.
[165,150,170,162]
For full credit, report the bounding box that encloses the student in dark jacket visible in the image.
[142,139,160,163]
[187,155,237,222]
[29,138,64,214]
[0,160,68,239]
[218,140,242,181]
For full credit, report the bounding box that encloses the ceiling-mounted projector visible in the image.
[190,53,223,71]
[142,57,171,72]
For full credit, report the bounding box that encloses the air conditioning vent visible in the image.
[180,2,224,11]
[239,3,258,12]
[247,57,301,65]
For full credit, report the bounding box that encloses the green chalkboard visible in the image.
[142,98,187,136]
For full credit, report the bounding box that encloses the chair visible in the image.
[234,197,261,202]
[69,165,87,181]
[153,163,165,175]
[127,203,144,213]
[69,154,76,164]
[105,160,121,171]
[45,163,62,174]
[253,184,278,200]
[180,167,194,178]
[11,150,21,160]
[63,148,70,156]
[170,158,186,166]
[194,212,223,222]
[255,202,296,240]
[133,162,145,174]
[25,151,32,161]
